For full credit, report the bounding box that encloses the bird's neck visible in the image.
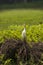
[24,27,26,30]
[23,28,26,32]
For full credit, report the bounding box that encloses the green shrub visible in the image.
[0,24,43,45]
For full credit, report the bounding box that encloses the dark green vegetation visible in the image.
[0,1,43,10]
[0,0,43,4]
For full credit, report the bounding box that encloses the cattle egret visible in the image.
[22,24,26,40]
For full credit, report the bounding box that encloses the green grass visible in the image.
[0,2,43,30]
[0,9,43,30]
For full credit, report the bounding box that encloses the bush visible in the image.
[0,38,43,65]
[0,24,43,45]
[1,38,30,65]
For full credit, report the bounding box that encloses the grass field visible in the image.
[0,9,43,30]
[0,2,43,30]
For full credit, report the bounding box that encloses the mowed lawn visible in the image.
[0,9,43,30]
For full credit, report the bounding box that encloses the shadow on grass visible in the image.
[0,2,43,11]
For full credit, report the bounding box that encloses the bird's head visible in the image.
[24,24,26,28]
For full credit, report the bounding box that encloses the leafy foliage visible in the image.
[0,24,43,65]
[0,24,43,46]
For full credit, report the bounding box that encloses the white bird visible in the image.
[22,24,26,40]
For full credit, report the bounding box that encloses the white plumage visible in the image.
[22,24,26,39]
